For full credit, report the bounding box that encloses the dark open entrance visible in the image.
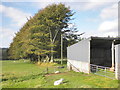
[90,38,113,67]
[89,37,120,79]
[90,37,120,67]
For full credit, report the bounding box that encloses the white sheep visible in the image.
[54,78,64,85]
[55,71,60,74]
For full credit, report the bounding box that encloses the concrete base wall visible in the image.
[67,59,90,74]
[115,64,120,80]
[115,44,120,80]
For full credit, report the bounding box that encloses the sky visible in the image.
[0,0,119,48]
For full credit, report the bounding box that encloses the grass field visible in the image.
[0,60,120,88]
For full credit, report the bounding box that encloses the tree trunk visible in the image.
[38,55,41,62]
[50,47,54,62]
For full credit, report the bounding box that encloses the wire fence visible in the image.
[90,64,115,79]
[42,66,68,75]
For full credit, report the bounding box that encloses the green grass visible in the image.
[94,68,115,79]
[0,60,120,88]
[43,71,119,88]
[1,60,46,88]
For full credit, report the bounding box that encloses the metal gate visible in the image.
[90,64,115,79]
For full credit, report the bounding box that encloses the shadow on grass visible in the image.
[63,80,69,84]
[2,78,8,81]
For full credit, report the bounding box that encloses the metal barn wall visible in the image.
[115,44,120,80]
[116,6,120,80]
[67,39,90,73]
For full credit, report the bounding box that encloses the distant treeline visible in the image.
[0,48,8,60]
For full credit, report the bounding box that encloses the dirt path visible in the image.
[45,72,68,76]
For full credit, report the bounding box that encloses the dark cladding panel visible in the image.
[90,40,112,67]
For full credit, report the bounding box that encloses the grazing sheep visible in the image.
[55,71,60,74]
[54,78,64,85]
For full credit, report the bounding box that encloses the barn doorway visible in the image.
[90,38,116,79]
[90,39,113,67]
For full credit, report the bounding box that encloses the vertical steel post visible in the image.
[96,66,98,72]
[112,41,115,69]
[105,67,106,73]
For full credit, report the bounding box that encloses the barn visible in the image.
[67,37,120,79]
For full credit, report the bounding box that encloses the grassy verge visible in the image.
[1,60,119,88]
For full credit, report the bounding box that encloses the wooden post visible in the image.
[61,34,63,65]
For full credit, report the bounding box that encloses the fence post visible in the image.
[105,67,106,72]
[96,66,98,72]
